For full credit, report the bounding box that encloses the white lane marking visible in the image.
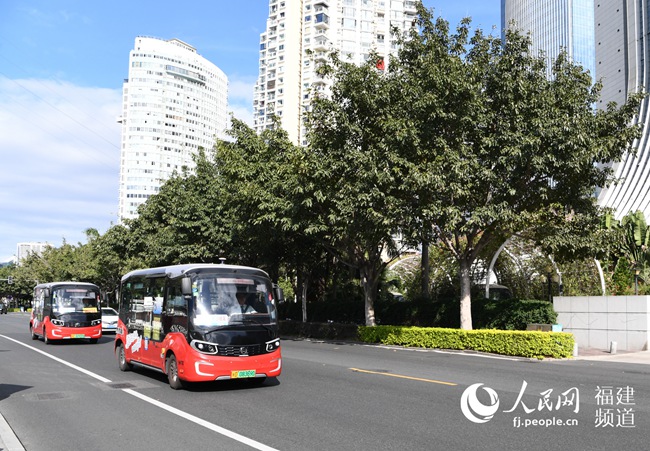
[1,334,112,383]
[0,334,279,451]
[0,410,25,451]
[125,388,279,451]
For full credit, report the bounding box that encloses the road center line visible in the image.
[1,334,279,451]
[350,367,457,386]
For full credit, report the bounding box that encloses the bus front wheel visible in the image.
[30,326,38,340]
[43,328,50,344]
[166,354,187,390]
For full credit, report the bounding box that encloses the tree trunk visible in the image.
[296,268,309,323]
[360,264,378,326]
[459,258,473,330]
[301,283,308,323]
[420,240,430,298]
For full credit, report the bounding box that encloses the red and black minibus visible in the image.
[30,282,102,344]
[115,263,283,389]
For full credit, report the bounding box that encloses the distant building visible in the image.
[593,1,650,219]
[253,0,419,146]
[501,0,595,79]
[503,0,650,220]
[16,242,49,263]
[117,37,229,221]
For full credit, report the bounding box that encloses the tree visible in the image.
[305,52,410,326]
[601,210,650,293]
[125,148,231,267]
[214,118,330,320]
[390,5,642,329]
[89,224,143,303]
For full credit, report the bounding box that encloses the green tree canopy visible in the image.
[389,6,642,328]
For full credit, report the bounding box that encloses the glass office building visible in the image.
[501,0,595,80]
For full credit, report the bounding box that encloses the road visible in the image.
[1,312,649,450]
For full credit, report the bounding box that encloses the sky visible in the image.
[0,0,500,263]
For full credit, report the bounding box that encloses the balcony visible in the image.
[313,37,329,51]
[313,51,328,62]
[315,13,329,29]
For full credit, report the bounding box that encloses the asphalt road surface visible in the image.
[1,312,649,450]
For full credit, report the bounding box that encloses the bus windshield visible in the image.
[191,275,277,328]
[52,287,100,314]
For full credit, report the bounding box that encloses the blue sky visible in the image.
[0,0,500,262]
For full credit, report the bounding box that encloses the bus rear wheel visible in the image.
[166,354,187,390]
[117,343,132,371]
[30,326,38,340]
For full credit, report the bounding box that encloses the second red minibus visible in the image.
[30,282,102,344]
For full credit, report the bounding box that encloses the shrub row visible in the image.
[357,325,574,359]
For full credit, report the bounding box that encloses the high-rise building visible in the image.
[117,37,229,221]
[253,0,419,146]
[593,1,650,219]
[501,0,595,79]
[16,242,49,263]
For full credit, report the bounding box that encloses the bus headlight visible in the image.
[51,319,64,326]
[266,338,280,353]
[91,319,102,326]
[190,340,218,355]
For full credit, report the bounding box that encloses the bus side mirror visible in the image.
[43,289,50,298]
[181,277,192,296]
[273,285,285,303]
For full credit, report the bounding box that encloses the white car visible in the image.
[101,307,119,333]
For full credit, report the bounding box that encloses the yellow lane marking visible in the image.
[350,368,457,386]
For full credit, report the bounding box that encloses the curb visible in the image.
[0,412,25,451]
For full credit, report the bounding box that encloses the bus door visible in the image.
[161,278,189,340]
[123,276,165,367]
[31,287,45,334]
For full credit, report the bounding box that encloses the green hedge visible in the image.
[280,321,359,340]
[358,325,574,359]
[279,297,558,330]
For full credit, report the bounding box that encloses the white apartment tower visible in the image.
[118,37,229,221]
[16,242,49,263]
[253,0,419,146]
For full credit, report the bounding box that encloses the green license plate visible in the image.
[231,370,256,379]
[71,334,86,338]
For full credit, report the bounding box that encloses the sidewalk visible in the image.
[573,347,650,364]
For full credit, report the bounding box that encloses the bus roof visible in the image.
[34,281,100,290]
[120,263,271,282]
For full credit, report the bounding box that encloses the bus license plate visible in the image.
[72,334,86,338]
[231,370,256,379]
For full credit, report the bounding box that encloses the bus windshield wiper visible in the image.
[238,316,274,332]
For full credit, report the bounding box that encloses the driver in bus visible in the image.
[237,292,256,314]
